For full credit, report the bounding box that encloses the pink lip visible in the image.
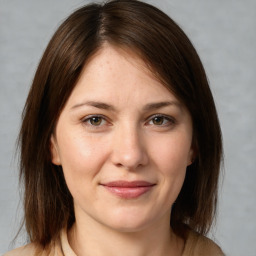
[101,180,155,199]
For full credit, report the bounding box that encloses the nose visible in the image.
[110,125,149,170]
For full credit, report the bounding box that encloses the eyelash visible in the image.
[81,114,176,129]
[82,115,109,128]
[146,114,176,127]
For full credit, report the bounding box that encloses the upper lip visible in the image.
[101,180,155,187]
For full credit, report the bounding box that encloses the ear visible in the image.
[187,146,196,166]
[50,135,61,165]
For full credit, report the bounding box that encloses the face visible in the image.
[51,45,194,233]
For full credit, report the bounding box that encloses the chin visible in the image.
[106,221,151,233]
[101,209,158,233]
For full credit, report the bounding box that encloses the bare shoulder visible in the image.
[3,243,36,256]
[183,230,225,256]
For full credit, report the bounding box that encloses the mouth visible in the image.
[100,180,156,199]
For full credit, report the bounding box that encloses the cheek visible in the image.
[154,137,190,202]
[60,137,93,169]
[57,132,109,189]
[149,133,192,174]
[58,128,106,165]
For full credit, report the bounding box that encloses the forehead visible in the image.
[65,44,178,107]
[82,44,160,82]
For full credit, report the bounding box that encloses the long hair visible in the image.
[19,0,222,247]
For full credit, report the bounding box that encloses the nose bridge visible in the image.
[111,121,148,169]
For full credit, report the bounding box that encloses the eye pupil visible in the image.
[90,117,102,126]
[153,116,164,125]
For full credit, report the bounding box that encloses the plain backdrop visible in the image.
[0,0,255,255]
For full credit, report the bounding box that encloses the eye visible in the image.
[147,115,175,126]
[82,115,107,126]
[152,116,166,125]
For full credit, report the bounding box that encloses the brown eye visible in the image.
[89,116,103,126]
[82,115,109,130]
[147,115,175,127]
[152,116,165,125]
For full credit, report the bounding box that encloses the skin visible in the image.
[51,45,194,256]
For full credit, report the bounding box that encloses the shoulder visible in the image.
[3,237,64,256]
[183,230,225,256]
[3,229,69,256]
[3,243,36,256]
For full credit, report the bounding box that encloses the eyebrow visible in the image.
[142,101,182,111]
[71,101,116,111]
[71,100,181,112]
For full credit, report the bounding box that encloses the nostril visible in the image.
[111,131,149,169]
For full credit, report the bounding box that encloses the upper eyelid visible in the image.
[80,115,110,130]
[81,114,108,121]
[147,113,175,121]
[144,114,176,128]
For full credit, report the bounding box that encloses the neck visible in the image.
[68,214,184,256]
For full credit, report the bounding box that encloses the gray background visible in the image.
[0,0,255,255]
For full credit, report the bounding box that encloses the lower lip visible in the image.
[103,186,153,199]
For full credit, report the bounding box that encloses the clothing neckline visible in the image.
[60,228,193,256]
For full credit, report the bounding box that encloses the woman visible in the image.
[5,0,224,255]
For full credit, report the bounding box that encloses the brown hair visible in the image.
[19,0,222,247]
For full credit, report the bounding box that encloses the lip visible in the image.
[100,180,155,199]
